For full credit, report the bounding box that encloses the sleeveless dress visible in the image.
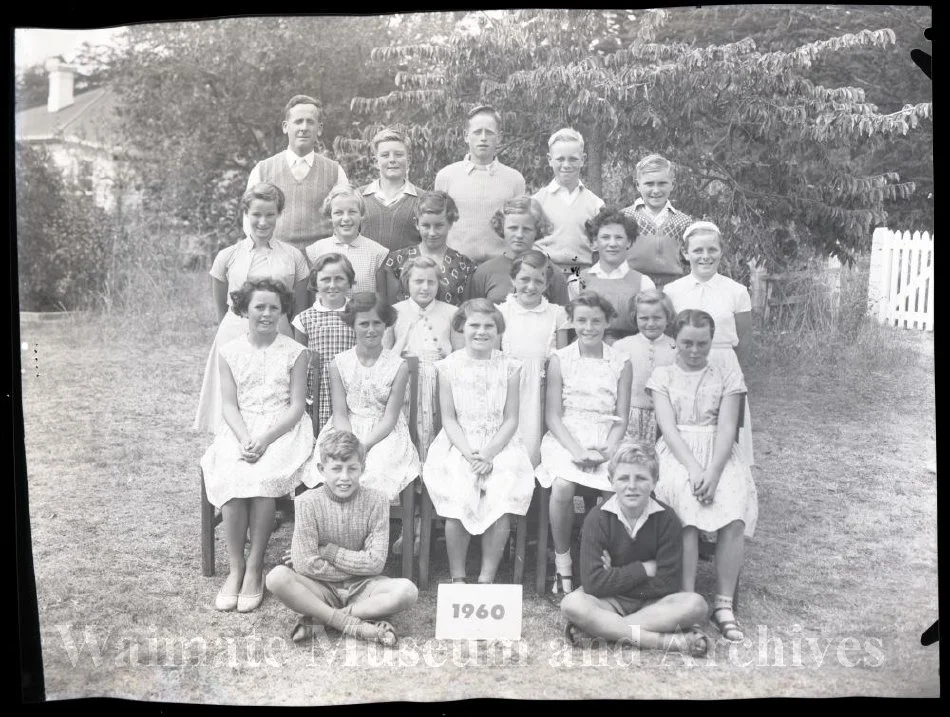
[200,334,315,508]
[291,301,355,429]
[309,348,420,500]
[537,342,630,491]
[646,362,758,538]
[422,350,535,535]
[497,295,570,466]
[612,332,677,444]
[391,298,456,461]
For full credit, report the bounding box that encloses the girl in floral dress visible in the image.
[612,289,677,443]
[201,279,315,614]
[647,308,758,643]
[306,293,420,500]
[537,291,632,595]
[496,250,570,466]
[291,253,356,434]
[422,299,535,584]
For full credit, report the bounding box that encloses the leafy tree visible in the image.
[349,8,932,273]
[15,142,119,311]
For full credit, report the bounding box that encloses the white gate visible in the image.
[868,228,934,331]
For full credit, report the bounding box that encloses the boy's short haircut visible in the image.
[608,441,659,481]
[628,288,676,325]
[682,220,723,251]
[567,290,618,323]
[400,255,444,294]
[284,94,323,120]
[321,184,367,219]
[451,298,506,334]
[319,430,366,466]
[415,190,460,224]
[671,308,716,340]
[489,196,554,239]
[308,252,356,292]
[547,127,585,151]
[242,182,286,214]
[342,292,398,328]
[584,205,638,244]
[466,104,503,131]
[636,153,674,179]
[371,127,410,154]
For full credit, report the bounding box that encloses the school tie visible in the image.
[291,157,309,181]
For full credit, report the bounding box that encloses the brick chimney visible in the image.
[44,58,76,113]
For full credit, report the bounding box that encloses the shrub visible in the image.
[15,142,120,311]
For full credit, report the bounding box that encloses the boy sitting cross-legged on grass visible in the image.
[265,431,418,646]
[560,442,709,657]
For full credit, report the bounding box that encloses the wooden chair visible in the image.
[199,352,420,581]
[416,358,529,592]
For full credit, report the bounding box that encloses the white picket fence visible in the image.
[867,228,934,331]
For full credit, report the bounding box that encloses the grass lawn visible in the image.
[19,273,939,702]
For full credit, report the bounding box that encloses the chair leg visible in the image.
[401,482,416,581]
[535,486,550,595]
[512,515,527,584]
[200,468,215,577]
[418,486,434,592]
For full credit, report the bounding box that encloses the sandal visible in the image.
[563,621,583,647]
[551,573,574,595]
[290,617,314,645]
[685,628,709,658]
[371,620,399,648]
[711,607,744,642]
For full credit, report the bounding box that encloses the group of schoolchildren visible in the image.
[193,95,759,658]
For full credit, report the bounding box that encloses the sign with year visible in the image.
[434,583,523,641]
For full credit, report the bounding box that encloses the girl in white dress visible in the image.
[385,256,464,459]
[200,279,315,614]
[422,299,535,584]
[663,221,754,464]
[195,183,309,432]
[308,293,420,500]
[612,289,677,443]
[537,292,633,594]
[496,250,570,465]
[647,308,758,642]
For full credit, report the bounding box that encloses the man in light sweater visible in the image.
[533,128,605,279]
[435,105,525,264]
[266,431,418,646]
[246,95,348,255]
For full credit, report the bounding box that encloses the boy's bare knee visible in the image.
[560,590,585,619]
[265,565,293,594]
[684,591,708,617]
[396,579,419,607]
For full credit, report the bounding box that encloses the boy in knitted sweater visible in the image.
[621,154,694,289]
[559,443,709,656]
[266,431,418,645]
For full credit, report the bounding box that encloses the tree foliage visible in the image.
[15,142,119,311]
[347,8,932,272]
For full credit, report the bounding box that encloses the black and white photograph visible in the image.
[13,7,936,703]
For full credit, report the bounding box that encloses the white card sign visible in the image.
[434,583,523,641]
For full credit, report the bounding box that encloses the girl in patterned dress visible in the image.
[612,289,677,443]
[291,253,356,434]
[307,293,420,501]
[496,250,570,466]
[382,191,476,307]
[646,309,758,643]
[195,183,309,433]
[538,292,633,595]
[422,299,535,584]
[200,279,316,614]
[663,221,754,465]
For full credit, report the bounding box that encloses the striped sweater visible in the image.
[291,485,390,583]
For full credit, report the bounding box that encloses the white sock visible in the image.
[554,550,573,576]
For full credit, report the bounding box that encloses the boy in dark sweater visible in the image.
[560,443,708,656]
[266,431,418,645]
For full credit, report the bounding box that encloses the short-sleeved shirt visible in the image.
[210,236,309,305]
[662,273,752,349]
[305,234,390,296]
[391,298,456,359]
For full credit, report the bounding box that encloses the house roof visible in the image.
[15,87,118,148]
